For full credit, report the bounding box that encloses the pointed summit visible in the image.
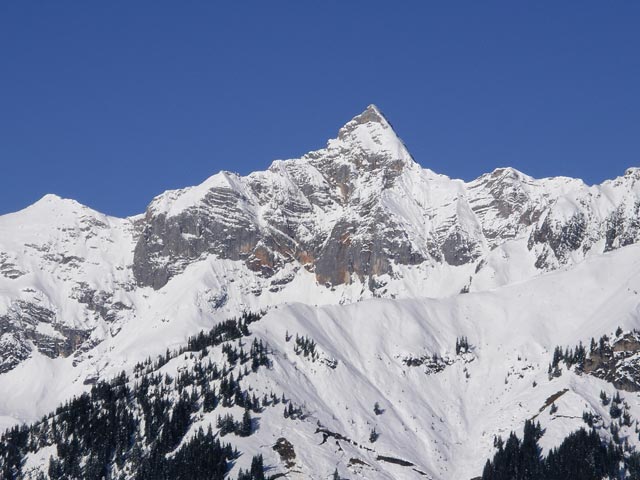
[332,104,415,169]
[351,104,389,126]
[338,104,392,136]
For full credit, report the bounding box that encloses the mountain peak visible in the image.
[351,104,388,126]
[29,193,82,212]
[333,104,414,167]
[338,104,392,135]
[37,193,64,203]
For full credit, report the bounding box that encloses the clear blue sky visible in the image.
[1,2,639,217]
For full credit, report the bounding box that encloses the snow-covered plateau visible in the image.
[2,105,640,479]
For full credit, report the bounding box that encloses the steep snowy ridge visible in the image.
[1,105,640,478]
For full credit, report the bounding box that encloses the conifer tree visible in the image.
[240,408,252,437]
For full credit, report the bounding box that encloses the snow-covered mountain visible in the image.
[1,105,640,479]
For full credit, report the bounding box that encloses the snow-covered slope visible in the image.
[243,242,640,478]
[6,238,640,479]
[1,105,640,478]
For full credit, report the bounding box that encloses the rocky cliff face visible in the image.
[132,105,426,289]
[132,105,640,290]
[1,105,640,375]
